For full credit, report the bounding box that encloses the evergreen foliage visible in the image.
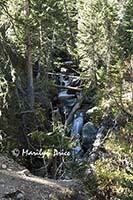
[0,0,132,199]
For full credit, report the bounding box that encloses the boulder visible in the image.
[82,122,97,151]
[86,107,99,116]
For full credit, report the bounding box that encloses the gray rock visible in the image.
[82,122,97,136]
[3,190,25,200]
[86,107,99,116]
[82,122,97,150]
[1,164,7,169]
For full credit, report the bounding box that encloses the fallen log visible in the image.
[65,95,83,127]
[47,72,91,79]
[50,83,82,92]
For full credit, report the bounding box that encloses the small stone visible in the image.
[3,190,25,200]
[86,107,99,115]
[16,192,25,200]
[7,168,12,171]
[1,164,7,169]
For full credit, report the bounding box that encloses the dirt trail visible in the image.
[0,156,89,200]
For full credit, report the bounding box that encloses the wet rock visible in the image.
[82,122,97,151]
[82,122,97,136]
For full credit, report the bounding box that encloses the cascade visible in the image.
[55,65,98,157]
[71,112,84,137]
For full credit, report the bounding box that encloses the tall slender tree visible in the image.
[25,0,34,109]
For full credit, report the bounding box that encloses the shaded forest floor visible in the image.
[0,156,89,200]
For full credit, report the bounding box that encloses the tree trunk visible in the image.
[103,0,111,75]
[25,0,34,109]
[130,55,133,101]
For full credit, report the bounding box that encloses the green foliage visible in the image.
[118,0,133,57]
[0,0,132,196]
[91,130,133,200]
[119,169,133,200]
[77,0,119,74]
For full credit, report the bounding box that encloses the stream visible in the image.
[53,66,98,158]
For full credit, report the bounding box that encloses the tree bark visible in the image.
[130,55,133,101]
[25,0,34,109]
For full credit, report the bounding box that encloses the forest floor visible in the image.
[0,155,89,200]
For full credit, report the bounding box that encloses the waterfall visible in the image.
[54,66,97,158]
[71,113,84,137]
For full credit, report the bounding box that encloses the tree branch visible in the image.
[50,83,82,92]
[65,95,83,127]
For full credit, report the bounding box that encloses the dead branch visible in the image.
[20,110,35,114]
[65,95,83,127]
[50,83,82,92]
[47,72,91,79]
[88,115,119,163]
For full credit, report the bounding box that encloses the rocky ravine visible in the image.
[0,156,89,200]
